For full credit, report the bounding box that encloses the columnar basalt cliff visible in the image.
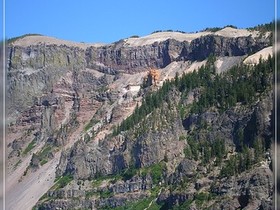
[6,26,274,210]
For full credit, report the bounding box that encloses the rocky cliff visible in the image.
[7,28,271,115]
[6,26,274,210]
[36,86,273,210]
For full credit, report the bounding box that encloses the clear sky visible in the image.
[5,0,276,44]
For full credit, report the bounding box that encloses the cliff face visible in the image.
[7,30,270,116]
[55,90,186,180]
[37,87,273,210]
[7,45,85,114]
[6,27,274,210]
[8,31,270,73]
[85,35,270,73]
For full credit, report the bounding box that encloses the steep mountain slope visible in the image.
[6,26,273,210]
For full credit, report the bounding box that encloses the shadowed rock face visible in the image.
[82,35,270,72]
[185,35,267,60]
[93,35,269,69]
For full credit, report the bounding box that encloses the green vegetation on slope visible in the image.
[247,21,274,33]
[36,51,274,210]
[100,187,162,210]
[22,139,36,155]
[184,137,226,164]
[53,174,74,189]
[114,53,273,135]
[201,24,237,32]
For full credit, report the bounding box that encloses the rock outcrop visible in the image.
[6,27,274,210]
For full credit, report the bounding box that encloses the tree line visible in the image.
[113,53,274,136]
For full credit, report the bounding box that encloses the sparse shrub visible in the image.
[22,139,36,155]
[55,174,73,189]
[8,34,42,44]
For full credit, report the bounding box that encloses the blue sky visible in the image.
[5,0,276,43]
